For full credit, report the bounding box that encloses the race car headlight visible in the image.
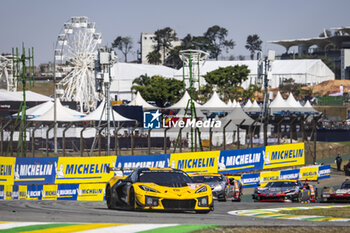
[145,196,159,207]
[195,185,207,193]
[139,185,160,193]
[197,196,208,207]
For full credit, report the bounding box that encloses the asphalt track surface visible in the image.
[1,200,350,227]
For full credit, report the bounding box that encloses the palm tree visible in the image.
[245,34,262,60]
[146,51,161,65]
[154,27,177,64]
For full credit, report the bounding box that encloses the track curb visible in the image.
[228,205,350,222]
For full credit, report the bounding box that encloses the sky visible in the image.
[1,0,349,65]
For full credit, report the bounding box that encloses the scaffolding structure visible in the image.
[173,49,208,152]
[9,44,35,157]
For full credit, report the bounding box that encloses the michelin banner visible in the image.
[170,151,220,173]
[299,166,319,181]
[240,165,331,187]
[263,143,305,169]
[14,157,58,185]
[318,165,331,180]
[55,156,116,184]
[218,147,265,174]
[116,154,170,175]
[0,157,16,185]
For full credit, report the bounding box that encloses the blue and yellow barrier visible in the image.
[0,142,329,200]
[240,164,331,188]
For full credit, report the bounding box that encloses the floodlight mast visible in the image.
[262,50,275,146]
[173,50,208,152]
[0,54,15,92]
[89,46,117,156]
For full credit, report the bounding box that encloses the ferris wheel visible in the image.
[0,54,15,92]
[54,16,102,112]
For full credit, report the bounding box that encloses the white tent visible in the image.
[168,91,202,109]
[199,91,231,111]
[227,99,233,107]
[13,100,54,119]
[174,59,334,89]
[286,92,304,112]
[269,92,292,114]
[29,99,85,122]
[176,108,205,118]
[243,100,252,109]
[218,105,256,131]
[128,92,157,110]
[83,99,134,122]
[245,100,261,113]
[232,99,238,108]
[303,100,318,113]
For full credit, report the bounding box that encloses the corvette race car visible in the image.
[321,179,350,203]
[189,173,242,201]
[105,167,213,213]
[252,180,317,203]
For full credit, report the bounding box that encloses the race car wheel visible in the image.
[297,191,303,203]
[106,186,117,209]
[129,187,136,210]
[218,194,227,202]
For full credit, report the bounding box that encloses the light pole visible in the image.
[262,50,275,146]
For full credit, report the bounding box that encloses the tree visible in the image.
[203,65,250,88]
[132,75,183,107]
[112,36,133,62]
[164,46,182,69]
[245,34,263,60]
[203,25,235,60]
[146,51,161,65]
[165,34,210,68]
[153,27,177,64]
[203,65,250,100]
[131,74,151,87]
[243,84,261,100]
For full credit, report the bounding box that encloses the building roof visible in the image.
[0,89,52,102]
[111,63,177,93]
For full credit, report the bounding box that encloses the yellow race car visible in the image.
[105,167,213,213]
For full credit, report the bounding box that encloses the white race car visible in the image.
[321,179,350,203]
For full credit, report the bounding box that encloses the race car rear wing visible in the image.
[106,166,138,176]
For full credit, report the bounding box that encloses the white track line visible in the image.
[78,224,179,233]
[0,222,51,230]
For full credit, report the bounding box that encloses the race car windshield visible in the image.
[266,181,298,188]
[340,183,350,189]
[191,175,224,183]
[138,171,193,187]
